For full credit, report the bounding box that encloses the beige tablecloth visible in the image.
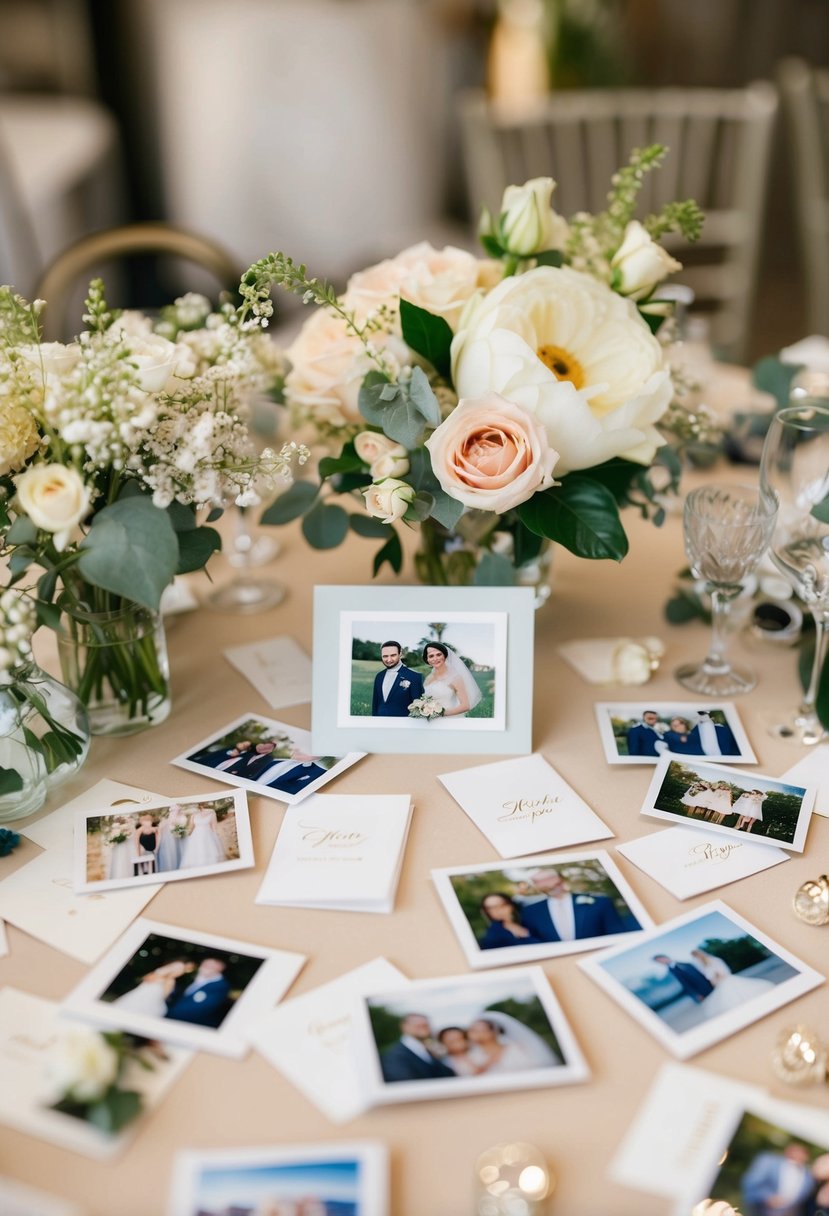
[2,480,828,1216]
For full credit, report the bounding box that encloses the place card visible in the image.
[438,753,613,858]
[0,1176,83,1216]
[617,826,789,900]
[0,780,162,964]
[256,794,413,913]
[249,957,409,1123]
[0,987,191,1160]
[780,745,829,817]
[223,635,313,710]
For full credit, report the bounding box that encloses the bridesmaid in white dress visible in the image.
[422,643,483,718]
[109,960,195,1017]
[179,803,226,869]
[733,789,767,832]
[105,817,135,880]
[156,805,189,872]
[703,781,733,824]
[680,781,713,818]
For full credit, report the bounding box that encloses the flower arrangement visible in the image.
[43,1026,152,1134]
[408,694,446,720]
[245,145,703,585]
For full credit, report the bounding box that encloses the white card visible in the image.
[781,745,829,817]
[0,780,162,964]
[0,1175,84,1216]
[249,957,408,1124]
[256,794,413,912]
[438,753,613,858]
[224,636,312,709]
[0,987,191,1160]
[617,826,789,900]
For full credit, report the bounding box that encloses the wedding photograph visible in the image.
[594,702,756,766]
[171,713,365,804]
[351,966,589,1105]
[432,850,652,969]
[579,901,823,1060]
[167,1142,388,1216]
[62,918,305,1058]
[683,1107,829,1216]
[74,791,253,893]
[641,757,816,852]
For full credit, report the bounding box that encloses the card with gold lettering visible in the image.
[438,753,613,858]
[617,826,788,900]
[255,794,413,913]
[432,849,652,969]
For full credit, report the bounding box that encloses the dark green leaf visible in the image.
[5,515,37,545]
[479,233,504,259]
[0,767,24,796]
[811,494,829,524]
[517,476,629,561]
[513,520,546,567]
[372,530,403,576]
[8,549,34,577]
[583,458,642,504]
[404,492,434,523]
[37,566,59,603]
[319,442,365,482]
[817,645,829,731]
[405,449,464,530]
[349,514,393,539]
[176,526,221,574]
[332,471,372,494]
[399,299,453,379]
[35,599,62,631]
[165,500,198,533]
[752,355,801,409]
[534,249,565,267]
[664,588,708,625]
[86,1088,142,1135]
[206,507,224,523]
[77,497,179,610]
[260,480,318,525]
[301,501,349,549]
[473,552,517,586]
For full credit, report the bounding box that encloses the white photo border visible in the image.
[594,701,757,766]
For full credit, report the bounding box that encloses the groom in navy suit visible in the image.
[371,641,424,718]
[165,958,231,1028]
[520,867,632,941]
[741,1142,816,1216]
[652,954,714,1003]
[626,710,664,757]
[380,1013,455,1083]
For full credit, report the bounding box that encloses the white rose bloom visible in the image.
[362,477,415,524]
[17,341,81,375]
[354,432,410,479]
[611,220,682,300]
[125,333,179,393]
[43,1027,120,1104]
[612,641,654,685]
[499,177,570,256]
[344,242,491,331]
[451,265,673,474]
[110,310,154,340]
[14,463,93,550]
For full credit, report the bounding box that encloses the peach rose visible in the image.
[353,431,409,479]
[425,393,558,513]
[344,242,496,331]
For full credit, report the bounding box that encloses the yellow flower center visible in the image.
[536,344,585,389]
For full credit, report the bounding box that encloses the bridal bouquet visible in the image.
[408,694,446,720]
[245,145,703,584]
[44,1026,150,1133]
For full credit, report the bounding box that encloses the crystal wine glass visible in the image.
[759,402,829,744]
[674,484,777,696]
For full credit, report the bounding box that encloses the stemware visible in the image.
[674,484,777,696]
[759,402,829,744]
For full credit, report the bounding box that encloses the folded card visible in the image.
[780,745,829,817]
[438,753,613,858]
[0,987,191,1160]
[0,1175,84,1216]
[223,635,313,710]
[0,780,162,964]
[617,826,788,900]
[256,794,413,913]
[249,957,408,1123]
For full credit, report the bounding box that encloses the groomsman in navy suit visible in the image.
[626,710,664,757]
[741,1142,816,1216]
[262,757,327,795]
[688,710,740,756]
[651,954,714,1004]
[371,641,424,718]
[519,867,632,942]
[380,1013,455,1083]
[165,958,231,1028]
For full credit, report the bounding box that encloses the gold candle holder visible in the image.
[475,1141,553,1216]
[770,1024,829,1086]
[793,875,829,925]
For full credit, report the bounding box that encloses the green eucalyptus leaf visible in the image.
[319,442,365,482]
[407,366,442,428]
[8,549,34,577]
[752,355,801,409]
[404,492,434,523]
[77,498,178,611]
[372,530,403,576]
[37,567,60,603]
[0,767,24,796]
[533,249,565,267]
[473,552,517,586]
[517,477,629,561]
[399,299,453,379]
[206,506,224,523]
[165,500,198,533]
[35,599,62,631]
[176,525,221,574]
[301,501,349,550]
[349,514,393,539]
[260,480,318,525]
[811,494,829,524]
[5,515,38,545]
[86,1088,142,1135]
[429,489,465,531]
[405,449,464,530]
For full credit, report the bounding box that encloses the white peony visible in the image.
[451,265,673,474]
[42,1027,119,1104]
[14,463,93,550]
[611,220,682,300]
[498,177,570,256]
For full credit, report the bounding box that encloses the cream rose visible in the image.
[611,220,682,300]
[344,242,493,331]
[498,177,570,256]
[451,265,672,474]
[17,341,81,375]
[426,393,558,513]
[354,431,409,479]
[0,401,40,475]
[362,477,415,524]
[14,463,92,550]
[42,1027,119,1104]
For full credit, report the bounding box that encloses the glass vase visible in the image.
[413,517,554,608]
[0,662,91,823]
[57,599,171,737]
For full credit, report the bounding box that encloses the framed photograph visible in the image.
[312,585,535,755]
[167,1141,388,1216]
[351,966,589,1106]
[641,756,816,853]
[61,918,305,1059]
[579,900,823,1060]
[73,790,253,893]
[170,712,365,804]
[432,849,652,969]
[594,701,756,766]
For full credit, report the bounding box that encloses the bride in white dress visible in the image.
[466,1011,561,1074]
[109,960,195,1017]
[690,948,775,1017]
[179,803,226,869]
[422,643,483,718]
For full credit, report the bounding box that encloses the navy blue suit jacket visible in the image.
[371,665,424,717]
[193,745,244,769]
[227,751,284,780]
[520,894,628,942]
[265,762,326,794]
[165,976,231,1027]
[626,723,662,757]
[380,1040,455,1083]
[662,730,703,755]
[688,721,739,756]
[668,961,714,1001]
[479,922,546,950]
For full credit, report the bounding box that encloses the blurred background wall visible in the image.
[1,0,829,360]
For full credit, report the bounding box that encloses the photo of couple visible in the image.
[85,798,239,883]
[596,702,755,765]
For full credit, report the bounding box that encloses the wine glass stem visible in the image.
[801,611,829,721]
[233,508,253,571]
[702,586,738,675]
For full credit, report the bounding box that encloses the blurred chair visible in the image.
[35,222,242,340]
[777,57,829,337]
[458,83,779,362]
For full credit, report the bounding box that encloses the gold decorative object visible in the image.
[475,1141,553,1215]
[770,1024,829,1086]
[793,874,829,925]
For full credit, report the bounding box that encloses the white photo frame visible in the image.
[594,701,756,765]
[312,585,535,755]
[351,966,589,1106]
[61,918,305,1059]
[640,756,816,853]
[170,711,365,804]
[73,789,254,893]
[167,1141,388,1216]
[432,849,653,969]
[579,899,823,1060]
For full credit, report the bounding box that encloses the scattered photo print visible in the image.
[594,702,756,765]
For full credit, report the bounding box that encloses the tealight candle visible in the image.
[475,1142,553,1216]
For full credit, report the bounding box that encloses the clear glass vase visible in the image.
[57,599,171,737]
[0,662,91,823]
[413,517,554,608]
